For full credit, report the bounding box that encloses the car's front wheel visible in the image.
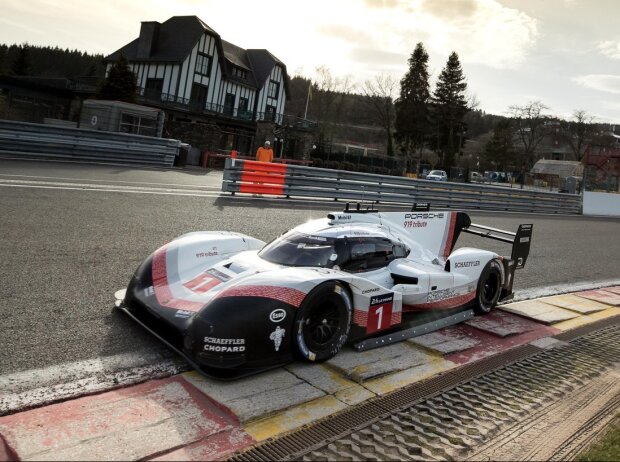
[474,260,502,315]
[294,282,352,362]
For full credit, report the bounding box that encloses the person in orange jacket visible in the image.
[255,140,274,162]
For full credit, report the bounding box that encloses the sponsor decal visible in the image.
[143,286,155,297]
[427,288,457,302]
[404,212,445,219]
[404,220,428,228]
[206,268,231,281]
[270,326,285,352]
[367,293,394,334]
[520,237,530,243]
[362,287,380,294]
[306,235,327,241]
[370,294,394,305]
[175,310,192,319]
[269,308,287,323]
[196,247,218,258]
[203,336,246,353]
[454,260,480,268]
[336,215,351,220]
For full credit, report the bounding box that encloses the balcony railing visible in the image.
[136,87,286,125]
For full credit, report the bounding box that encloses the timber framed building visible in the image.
[104,15,290,155]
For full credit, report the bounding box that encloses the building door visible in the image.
[190,84,208,112]
[224,93,235,116]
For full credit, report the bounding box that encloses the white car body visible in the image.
[426,170,448,181]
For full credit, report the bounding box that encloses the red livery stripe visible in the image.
[152,245,205,312]
[403,291,476,311]
[216,285,306,308]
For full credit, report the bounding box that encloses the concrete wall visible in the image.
[583,191,620,216]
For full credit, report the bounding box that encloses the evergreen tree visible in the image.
[0,45,7,74]
[96,55,137,103]
[394,42,431,172]
[483,119,516,171]
[431,52,469,170]
[11,43,31,75]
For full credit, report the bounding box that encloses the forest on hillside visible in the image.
[0,43,106,78]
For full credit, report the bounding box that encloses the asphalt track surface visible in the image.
[1,158,619,375]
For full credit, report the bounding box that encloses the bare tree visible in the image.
[560,109,596,161]
[508,101,550,170]
[361,73,398,156]
[311,66,356,146]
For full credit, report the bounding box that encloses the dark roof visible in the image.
[246,49,290,97]
[105,16,289,96]
[104,16,220,63]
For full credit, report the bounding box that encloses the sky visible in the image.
[2,0,620,123]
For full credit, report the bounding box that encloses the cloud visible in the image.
[598,40,620,60]
[316,0,538,71]
[420,0,478,21]
[572,75,620,94]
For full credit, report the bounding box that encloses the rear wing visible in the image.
[462,223,533,269]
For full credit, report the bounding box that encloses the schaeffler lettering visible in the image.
[203,337,246,353]
[454,261,480,268]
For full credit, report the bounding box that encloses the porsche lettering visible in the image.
[404,213,445,219]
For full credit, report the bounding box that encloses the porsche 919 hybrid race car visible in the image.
[115,204,532,379]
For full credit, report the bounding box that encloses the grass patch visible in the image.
[577,414,620,462]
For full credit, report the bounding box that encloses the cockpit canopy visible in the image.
[259,231,410,272]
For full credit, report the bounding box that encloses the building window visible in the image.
[224,93,235,116]
[268,80,279,98]
[119,113,157,136]
[238,97,251,120]
[232,67,247,79]
[196,53,212,76]
[265,104,277,122]
[145,79,163,100]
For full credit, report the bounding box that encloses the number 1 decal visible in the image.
[366,293,394,334]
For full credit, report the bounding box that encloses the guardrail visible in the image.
[222,158,582,214]
[0,119,182,167]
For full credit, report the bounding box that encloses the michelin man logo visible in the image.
[269,326,285,352]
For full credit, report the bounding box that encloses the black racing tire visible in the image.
[294,281,352,362]
[474,260,503,315]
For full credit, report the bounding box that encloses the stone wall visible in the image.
[164,120,222,152]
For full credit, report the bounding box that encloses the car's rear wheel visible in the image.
[475,260,502,315]
[294,282,352,362]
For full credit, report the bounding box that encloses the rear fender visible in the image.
[448,248,500,285]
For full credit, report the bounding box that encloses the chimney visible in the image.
[137,21,160,59]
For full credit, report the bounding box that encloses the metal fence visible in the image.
[222,158,583,214]
[0,119,182,166]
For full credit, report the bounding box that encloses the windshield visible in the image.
[429,170,443,176]
[259,232,338,267]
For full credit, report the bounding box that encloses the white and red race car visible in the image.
[116,204,532,379]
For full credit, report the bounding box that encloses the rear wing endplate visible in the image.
[462,223,533,269]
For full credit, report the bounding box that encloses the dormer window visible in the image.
[232,67,247,79]
[196,53,212,76]
[268,80,279,98]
